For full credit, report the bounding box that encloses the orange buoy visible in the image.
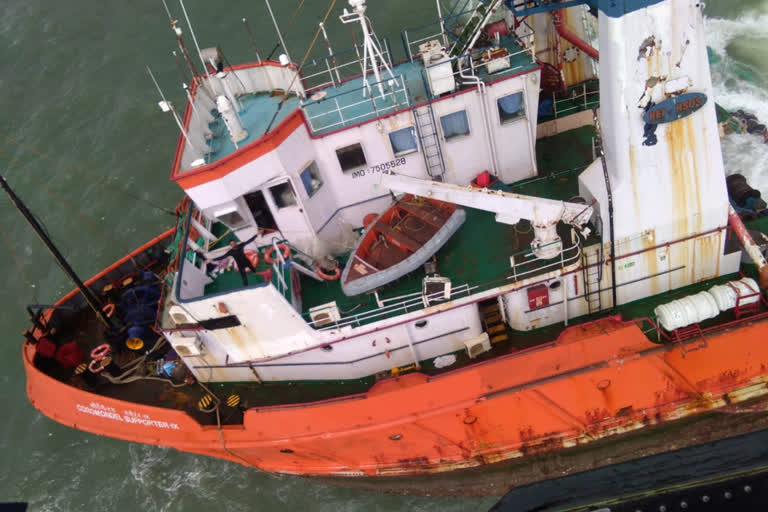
[90,344,111,360]
[315,265,341,281]
[102,303,116,318]
[264,244,290,264]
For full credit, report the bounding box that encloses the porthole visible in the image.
[280,448,294,454]
[549,281,561,290]
[415,320,428,329]
[321,345,333,352]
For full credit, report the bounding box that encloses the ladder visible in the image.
[413,104,447,180]
[581,246,602,314]
[480,299,508,344]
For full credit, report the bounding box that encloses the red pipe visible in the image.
[553,10,599,61]
[728,206,768,290]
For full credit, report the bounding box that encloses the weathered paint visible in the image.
[643,93,707,124]
[25,311,768,477]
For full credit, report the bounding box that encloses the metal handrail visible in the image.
[304,239,584,331]
[551,80,600,118]
[306,283,475,330]
[301,42,394,93]
[400,8,477,62]
[301,73,410,133]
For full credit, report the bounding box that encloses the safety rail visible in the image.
[508,238,582,282]
[305,283,476,330]
[301,40,395,94]
[420,32,535,99]
[303,237,583,331]
[300,73,411,133]
[550,79,599,119]
[401,8,476,62]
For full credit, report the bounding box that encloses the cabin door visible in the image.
[264,178,314,248]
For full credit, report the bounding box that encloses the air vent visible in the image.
[464,333,491,359]
[309,302,341,328]
[170,332,204,357]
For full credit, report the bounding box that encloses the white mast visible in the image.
[339,0,395,98]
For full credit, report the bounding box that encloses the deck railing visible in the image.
[304,237,583,331]
[508,238,582,282]
[306,283,476,330]
[301,73,411,133]
[300,40,395,94]
[550,79,600,118]
[400,9,475,63]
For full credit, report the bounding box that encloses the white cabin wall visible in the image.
[177,284,319,363]
[430,91,493,185]
[186,150,284,210]
[176,258,212,300]
[309,110,429,231]
[487,72,540,184]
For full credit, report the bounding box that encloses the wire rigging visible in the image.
[264,0,338,133]
[265,0,307,60]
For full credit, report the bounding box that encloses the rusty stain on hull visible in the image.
[25,313,768,480]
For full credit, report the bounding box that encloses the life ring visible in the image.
[88,359,105,374]
[245,249,260,267]
[264,244,290,264]
[315,265,341,281]
[102,303,116,318]
[90,344,111,360]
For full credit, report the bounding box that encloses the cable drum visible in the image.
[709,277,761,311]
[654,291,720,331]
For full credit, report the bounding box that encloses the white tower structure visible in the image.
[578,0,736,303]
[339,0,396,98]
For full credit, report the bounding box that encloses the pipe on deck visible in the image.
[728,205,768,290]
[553,10,599,61]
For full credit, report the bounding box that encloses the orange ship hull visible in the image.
[23,233,768,480]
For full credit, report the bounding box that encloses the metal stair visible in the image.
[413,104,447,180]
[581,246,602,314]
[480,300,508,344]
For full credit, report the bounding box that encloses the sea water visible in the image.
[0,1,765,510]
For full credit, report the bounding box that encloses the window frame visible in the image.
[268,180,299,210]
[335,142,368,173]
[496,90,526,125]
[439,109,471,141]
[299,160,323,198]
[388,126,419,157]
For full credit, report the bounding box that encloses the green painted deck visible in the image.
[197,125,600,319]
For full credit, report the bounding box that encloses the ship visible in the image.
[12,0,768,496]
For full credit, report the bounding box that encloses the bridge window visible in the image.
[389,126,418,156]
[300,161,323,197]
[498,92,525,123]
[269,181,298,209]
[440,110,470,140]
[336,143,367,172]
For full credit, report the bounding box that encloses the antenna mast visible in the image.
[339,0,395,98]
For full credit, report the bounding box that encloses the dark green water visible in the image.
[0,1,765,510]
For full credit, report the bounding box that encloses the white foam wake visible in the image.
[705,12,768,190]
